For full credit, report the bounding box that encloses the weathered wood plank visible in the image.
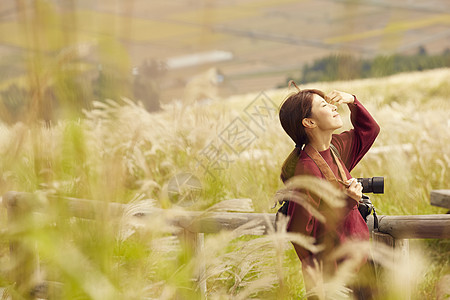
[368,214,450,239]
[3,192,276,234]
[5,192,450,239]
[171,211,275,234]
[430,190,450,209]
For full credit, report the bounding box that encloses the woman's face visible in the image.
[309,94,343,130]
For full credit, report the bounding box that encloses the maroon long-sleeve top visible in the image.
[286,97,380,262]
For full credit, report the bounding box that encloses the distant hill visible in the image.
[0,0,449,105]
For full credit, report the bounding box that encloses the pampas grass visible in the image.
[0,68,449,298]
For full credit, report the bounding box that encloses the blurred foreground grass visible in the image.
[0,68,449,299]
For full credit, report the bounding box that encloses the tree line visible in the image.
[0,59,166,125]
[284,47,450,85]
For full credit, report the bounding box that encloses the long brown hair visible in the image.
[279,82,326,182]
[279,83,326,148]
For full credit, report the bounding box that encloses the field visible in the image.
[1,0,450,100]
[0,68,449,299]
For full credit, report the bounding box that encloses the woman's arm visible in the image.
[329,92,380,171]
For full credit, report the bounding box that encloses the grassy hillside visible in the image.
[2,0,450,100]
[0,68,449,298]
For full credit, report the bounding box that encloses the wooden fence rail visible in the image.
[367,214,450,239]
[4,191,450,238]
[430,189,450,210]
[2,191,450,298]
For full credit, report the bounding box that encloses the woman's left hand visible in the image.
[326,90,355,106]
[344,178,363,203]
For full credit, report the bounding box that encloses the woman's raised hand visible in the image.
[326,90,355,106]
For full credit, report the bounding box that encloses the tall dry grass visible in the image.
[0,68,449,299]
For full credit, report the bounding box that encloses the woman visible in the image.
[278,83,380,298]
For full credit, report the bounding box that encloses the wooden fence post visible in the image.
[3,192,41,299]
[197,232,206,298]
[371,231,410,300]
[179,229,206,299]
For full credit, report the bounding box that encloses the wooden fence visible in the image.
[2,190,450,298]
